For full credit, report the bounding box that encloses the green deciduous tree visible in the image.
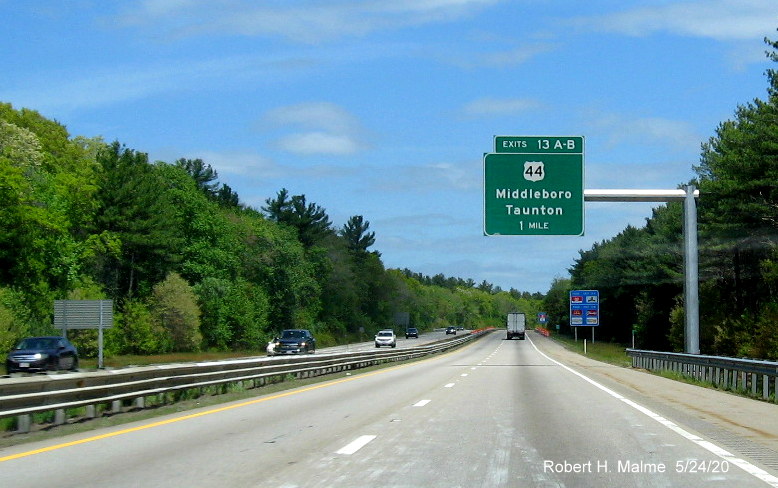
[0,105,99,319]
[112,299,167,355]
[0,287,34,352]
[236,212,322,333]
[151,272,202,352]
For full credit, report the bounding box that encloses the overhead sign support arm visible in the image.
[584,187,700,355]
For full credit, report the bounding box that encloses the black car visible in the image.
[445,326,456,335]
[270,329,316,355]
[6,336,79,373]
[405,328,419,338]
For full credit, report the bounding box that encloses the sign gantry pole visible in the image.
[683,185,700,354]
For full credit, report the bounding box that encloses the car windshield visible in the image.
[281,330,305,339]
[378,331,393,337]
[17,338,59,349]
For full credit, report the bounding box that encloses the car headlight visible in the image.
[34,353,49,360]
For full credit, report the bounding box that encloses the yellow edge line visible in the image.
[0,341,473,463]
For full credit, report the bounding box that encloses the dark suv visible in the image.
[270,329,316,355]
[6,336,79,373]
[405,328,419,338]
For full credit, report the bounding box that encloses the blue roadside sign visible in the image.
[570,290,599,326]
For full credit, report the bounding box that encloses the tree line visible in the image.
[0,104,535,357]
[541,34,778,360]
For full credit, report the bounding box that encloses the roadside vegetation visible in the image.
[0,103,540,366]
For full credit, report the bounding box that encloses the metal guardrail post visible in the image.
[17,414,30,433]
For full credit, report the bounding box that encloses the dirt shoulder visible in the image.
[529,331,778,470]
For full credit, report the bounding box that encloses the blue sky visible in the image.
[3,0,777,293]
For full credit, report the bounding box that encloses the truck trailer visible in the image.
[506,312,526,340]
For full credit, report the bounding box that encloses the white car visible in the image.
[374,330,397,348]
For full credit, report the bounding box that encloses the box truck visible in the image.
[507,312,526,340]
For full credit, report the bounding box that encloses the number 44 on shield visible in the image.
[524,161,544,182]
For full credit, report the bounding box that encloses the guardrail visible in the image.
[0,330,490,433]
[627,348,778,403]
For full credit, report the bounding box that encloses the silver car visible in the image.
[374,330,397,348]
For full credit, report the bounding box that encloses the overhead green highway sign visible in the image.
[484,136,584,236]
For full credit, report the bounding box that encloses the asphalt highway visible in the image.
[1,331,776,487]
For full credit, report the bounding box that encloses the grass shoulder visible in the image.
[547,333,632,367]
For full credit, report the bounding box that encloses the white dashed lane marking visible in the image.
[336,435,377,455]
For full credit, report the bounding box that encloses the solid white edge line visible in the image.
[336,435,377,455]
[527,336,778,487]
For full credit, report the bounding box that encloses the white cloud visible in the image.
[586,160,693,190]
[263,102,370,156]
[138,0,200,16]
[463,97,543,116]
[441,42,556,69]
[379,212,466,229]
[263,102,360,133]
[369,158,481,193]
[570,0,777,41]
[4,54,307,114]
[275,132,363,155]
[121,0,500,44]
[587,112,701,150]
[725,40,774,71]
[190,150,282,178]
[482,44,557,66]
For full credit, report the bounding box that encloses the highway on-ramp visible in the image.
[1,331,777,487]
